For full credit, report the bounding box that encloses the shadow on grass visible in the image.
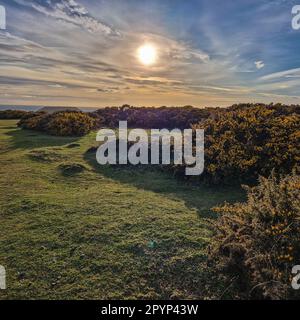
[84,151,246,218]
[5,128,81,150]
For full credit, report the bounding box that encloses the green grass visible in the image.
[0,120,245,299]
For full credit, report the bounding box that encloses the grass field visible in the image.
[0,120,245,299]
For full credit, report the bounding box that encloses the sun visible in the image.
[137,44,157,66]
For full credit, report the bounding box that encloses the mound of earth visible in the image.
[28,148,65,162]
[58,163,87,176]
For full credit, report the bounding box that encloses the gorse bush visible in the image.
[92,104,212,129]
[187,104,299,184]
[18,104,299,181]
[17,104,212,135]
[18,112,46,131]
[18,111,97,136]
[209,172,300,299]
[0,110,29,119]
[45,112,96,136]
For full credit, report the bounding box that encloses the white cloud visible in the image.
[255,60,265,69]
[259,67,300,81]
[13,0,120,36]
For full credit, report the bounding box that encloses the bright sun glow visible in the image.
[137,44,157,66]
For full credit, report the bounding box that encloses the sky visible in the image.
[0,0,300,108]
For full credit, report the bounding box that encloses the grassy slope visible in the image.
[0,120,244,299]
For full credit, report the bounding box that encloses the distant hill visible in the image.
[0,105,42,112]
[39,106,81,113]
[0,105,99,112]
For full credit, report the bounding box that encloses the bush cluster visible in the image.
[18,111,97,136]
[170,103,299,184]
[209,171,300,299]
[92,104,212,129]
[0,110,29,119]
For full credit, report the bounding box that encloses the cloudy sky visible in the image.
[0,0,300,108]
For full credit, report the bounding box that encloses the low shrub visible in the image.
[0,110,29,119]
[19,111,97,136]
[209,171,300,299]
[92,104,212,129]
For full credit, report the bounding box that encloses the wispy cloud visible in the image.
[12,0,120,35]
[259,68,300,81]
[255,61,265,70]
